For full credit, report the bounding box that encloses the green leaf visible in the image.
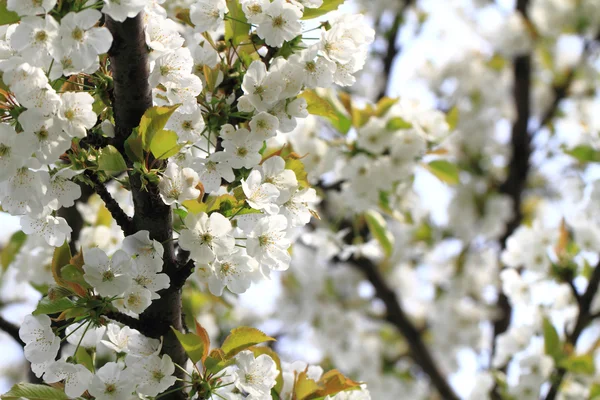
[225,0,250,45]
[374,97,398,117]
[60,264,90,289]
[486,54,506,71]
[301,0,346,20]
[52,241,72,288]
[32,296,75,316]
[204,349,234,374]
[590,383,600,399]
[445,106,459,131]
[284,158,309,189]
[221,327,276,359]
[125,128,144,162]
[0,1,19,26]
[139,105,180,150]
[559,354,595,375]
[0,230,26,271]
[75,347,94,372]
[150,129,181,159]
[171,327,206,365]
[543,317,563,362]
[298,90,338,122]
[294,371,321,400]
[565,145,600,163]
[385,117,413,131]
[1,383,68,399]
[98,145,127,173]
[424,160,460,185]
[364,210,394,258]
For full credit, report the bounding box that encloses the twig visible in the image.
[0,316,24,347]
[376,1,414,100]
[543,259,600,399]
[491,0,533,358]
[347,256,459,400]
[103,311,145,332]
[85,170,134,236]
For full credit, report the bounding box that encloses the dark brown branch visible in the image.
[347,256,459,400]
[0,316,24,347]
[376,1,414,100]
[106,13,186,400]
[103,311,145,332]
[85,171,134,236]
[537,69,574,130]
[544,259,600,399]
[491,0,532,357]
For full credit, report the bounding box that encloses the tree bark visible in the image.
[106,13,187,399]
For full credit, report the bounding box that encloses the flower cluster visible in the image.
[0,0,378,398]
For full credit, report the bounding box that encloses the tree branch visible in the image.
[103,311,145,332]
[106,13,187,400]
[347,256,459,400]
[84,171,134,236]
[0,316,24,347]
[543,259,600,399]
[376,1,414,100]
[491,0,533,357]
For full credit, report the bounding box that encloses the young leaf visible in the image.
[374,97,398,117]
[171,327,206,365]
[98,145,128,173]
[564,145,600,163]
[225,0,250,45]
[0,1,19,26]
[51,241,72,288]
[364,210,394,258]
[301,0,346,20]
[32,296,75,316]
[558,354,595,375]
[139,105,180,150]
[195,320,211,362]
[60,264,90,289]
[294,371,321,400]
[284,158,309,189]
[385,117,413,131]
[314,369,361,397]
[0,230,26,271]
[124,128,144,162]
[424,160,460,185]
[150,129,181,159]
[75,347,94,372]
[298,90,338,122]
[1,383,68,400]
[221,327,276,359]
[543,317,563,362]
[445,106,459,131]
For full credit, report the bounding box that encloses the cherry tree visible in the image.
[2,0,600,399]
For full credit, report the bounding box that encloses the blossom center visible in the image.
[64,109,76,121]
[35,128,49,140]
[102,270,115,282]
[71,27,84,41]
[104,383,116,394]
[0,143,10,157]
[201,232,213,245]
[34,30,48,43]
[152,370,165,381]
[272,15,285,28]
